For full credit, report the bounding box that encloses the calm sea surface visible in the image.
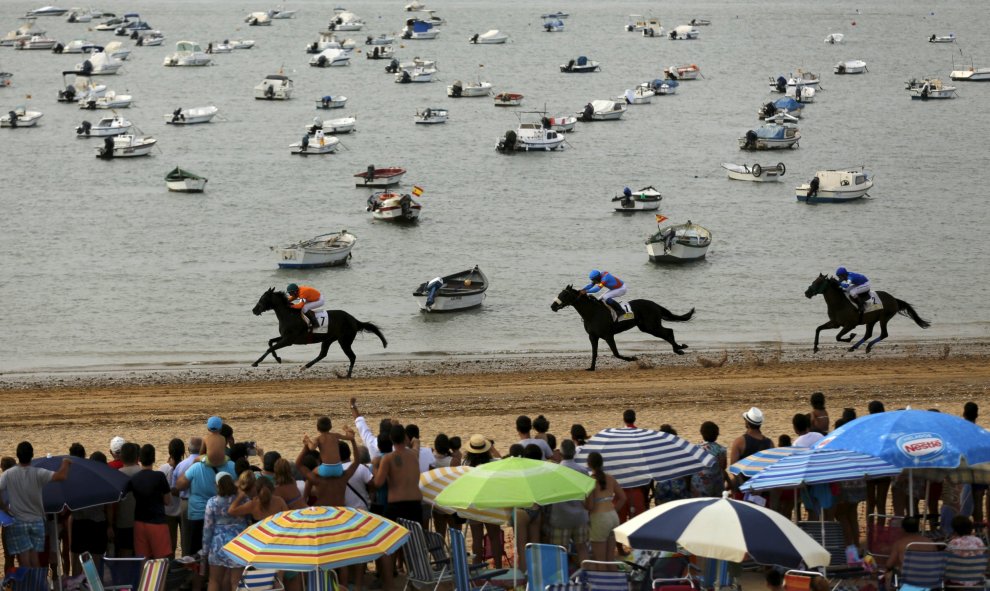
[1,0,989,373]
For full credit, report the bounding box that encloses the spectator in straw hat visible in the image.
[728,407,773,483]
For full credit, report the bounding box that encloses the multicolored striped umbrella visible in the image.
[420,466,512,524]
[739,448,901,491]
[728,447,803,478]
[224,506,409,571]
[574,428,716,488]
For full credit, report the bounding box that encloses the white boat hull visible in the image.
[613,199,660,212]
[794,186,870,202]
[723,162,784,182]
[416,292,485,312]
[647,241,709,262]
[97,136,156,157]
[290,138,340,155]
[316,97,347,109]
[275,246,351,268]
[950,68,990,82]
[0,112,43,127]
[165,107,218,125]
[166,178,207,192]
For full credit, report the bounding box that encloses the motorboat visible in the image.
[834,60,867,75]
[289,133,340,155]
[136,31,165,46]
[669,25,699,40]
[625,15,649,32]
[114,14,151,35]
[66,9,96,23]
[496,118,565,152]
[367,191,421,221]
[306,32,356,54]
[612,186,662,212]
[414,106,447,124]
[402,19,439,40]
[95,134,156,158]
[395,67,434,83]
[647,78,679,95]
[76,51,122,74]
[78,89,132,109]
[163,41,211,67]
[413,266,489,312]
[646,221,712,263]
[102,40,129,60]
[164,105,218,125]
[210,41,233,54]
[664,64,700,80]
[230,39,254,49]
[308,116,356,135]
[577,100,626,121]
[57,39,100,53]
[76,114,130,137]
[763,111,800,126]
[689,18,711,26]
[414,9,446,26]
[15,35,58,50]
[620,86,653,105]
[929,33,955,43]
[824,33,845,44]
[58,71,105,102]
[786,85,816,103]
[245,12,272,26]
[366,44,394,59]
[329,11,365,31]
[1,20,45,47]
[256,74,293,100]
[365,34,394,45]
[739,124,800,150]
[405,0,425,12]
[493,92,523,106]
[165,167,207,192]
[543,19,564,32]
[269,8,297,19]
[1,107,43,128]
[398,57,437,72]
[949,66,990,82]
[769,70,820,93]
[561,56,600,73]
[906,78,957,99]
[721,162,786,182]
[273,230,356,269]
[546,114,576,132]
[354,166,406,187]
[541,11,568,19]
[447,80,492,97]
[758,96,803,120]
[795,167,873,203]
[642,19,664,38]
[315,94,347,109]
[309,48,350,67]
[469,30,508,44]
[93,15,126,30]
[26,6,68,17]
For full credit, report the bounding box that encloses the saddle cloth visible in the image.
[309,310,330,334]
[848,291,883,314]
[608,301,635,323]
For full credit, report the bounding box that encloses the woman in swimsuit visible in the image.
[585,452,625,569]
[273,458,306,509]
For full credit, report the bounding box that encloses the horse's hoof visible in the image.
[680,344,689,349]
[335,371,350,379]
[674,348,685,355]
[298,365,307,372]
[585,367,595,371]
[847,346,857,352]
[251,362,259,367]
[812,348,819,353]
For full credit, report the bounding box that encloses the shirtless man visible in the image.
[373,424,424,590]
[295,428,359,506]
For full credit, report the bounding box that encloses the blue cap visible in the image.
[589,269,601,281]
[835,267,848,277]
[207,416,223,432]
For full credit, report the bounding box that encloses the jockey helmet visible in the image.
[287,283,300,295]
[835,267,848,277]
[589,269,602,282]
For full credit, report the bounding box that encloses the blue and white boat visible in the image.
[795,167,873,203]
[560,56,599,73]
[759,96,803,119]
[543,18,564,32]
[647,78,678,95]
[402,19,439,40]
[115,13,150,35]
[739,123,800,150]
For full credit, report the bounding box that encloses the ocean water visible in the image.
[1,0,988,373]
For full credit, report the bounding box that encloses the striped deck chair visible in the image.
[2,567,49,591]
[304,569,337,591]
[449,529,508,591]
[896,544,948,591]
[944,551,988,590]
[399,518,452,591]
[237,567,285,591]
[135,559,170,591]
[424,530,451,569]
[576,561,631,591]
[524,544,569,591]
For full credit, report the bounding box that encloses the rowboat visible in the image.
[413,266,489,312]
[354,166,406,187]
[165,167,207,192]
[272,230,356,269]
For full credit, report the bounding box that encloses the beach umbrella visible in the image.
[913,465,990,485]
[31,455,131,512]
[613,495,831,569]
[739,449,901,492]
[728,447,803,478]
[224,506,409,571]
[573,428,716,488]
[420,466,511,524]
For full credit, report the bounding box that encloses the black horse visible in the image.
[251,288,387,377]
[550,285,694,371]
[805,274,930,353]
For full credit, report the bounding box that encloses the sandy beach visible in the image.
[2,340,988,459]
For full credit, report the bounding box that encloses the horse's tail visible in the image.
[895,299,931,329]
[358,321,389,348]
[658,305,695,322]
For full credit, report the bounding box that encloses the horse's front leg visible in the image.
[835,325,857,343]
[253,338,292,367]
[813,320,839,353]
[587,335,599,371]
[267,336,283,363]
[604,335,637,363]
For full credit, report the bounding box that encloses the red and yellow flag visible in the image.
[655,214,668,223]
[412,185,424,196]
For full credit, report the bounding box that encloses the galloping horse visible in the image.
[551,285,694,371]
[805,274,930,353]
[251,288,387,377]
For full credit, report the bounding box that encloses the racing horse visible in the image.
[805,274,930,353]
[551,285,694,371]
[251,288,387,377]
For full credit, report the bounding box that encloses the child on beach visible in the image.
[203,416,228,467]
[306,417,349,478]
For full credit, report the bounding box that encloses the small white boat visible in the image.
[824,33,845,44]
[330,11,365,31]
[365,34,394,46]
[289,133,340,155]
[646,221,712,263]
[95,134,156,158]
[496,120,565,152]
[165,167,207,192]
[78,90,132,109]
[57,39,99,53]
[230,39,254,49]
[834,60,867,75]
[256,73,293,100]
[395,67,434,83]
[76,51,122,75]
[664,64,700,80]
[620,86,653,104]
[469,30,508,44]
[306,32,355,54]
[786,85,816,103]
[136,31,165,46]
[795,167,873,203]
[309,48,350,67]
[76,114,130,137]
[721,162,786,182]
[245,12,272,26]
[315,95,347,109]
[15,35,58,50]
[770,70,820,92]
[402,19,439,40]
[542,11,568,19]
[669,25,699,40]
[448,80,492,97]
[308,116,356,135]
[929,33,955,43]
[546,114,576,132]
[366,44,394,59]
[642,19,664,38]
[493,92,523,107]
[163,41,211,67]
[354,166,406,187]
[689,18,711,26]
[612,186,662,212]
[102,41,129,61]
[269,8,297,19]
[647,78,679,95]
[949,66,990,82]
[210,41,233,54]
[66,9,95,22]
[578,100,626,121]
[414,106,447,124]
[114,15,151,36]
[1,107,43,128]
[93,15,125,31]
[413,266,489,312]
[543,18,564,33]
[405,0,425,11]
[26,6,68,17]
[907,78,958,100]
[273,230,357,269]
[165,105,218,125]
[625,15,648,32]
[58,71,105,102]
[739,124,800,150]
[561,56,600,73]
[367,191,421,221]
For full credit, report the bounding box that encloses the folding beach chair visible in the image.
[237,567,285,591]
[894,543,948,591]
[449,529,509,591]
[943,550,988,590]
[2,567,49,591]
[304,569,337,591]
[399,518,452,591]
[524,544,569,591]
[424,530,451,568]
[575,561,631,591]
[134,559,170,591]
[797,521,866,588]
[102,556,144,591]
[782,570,826,591]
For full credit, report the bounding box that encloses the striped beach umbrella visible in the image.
[614,496,830,568]
[740,449,901,492]
[420,466,511,524]
[728,447,803,478]
[574,428,716,488]
[224,506,409,571]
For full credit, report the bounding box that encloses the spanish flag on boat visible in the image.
[412,185,424,196]
[655,214,668,223]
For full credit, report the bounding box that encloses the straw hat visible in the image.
[467,433,492,454]
[742,407,764,426]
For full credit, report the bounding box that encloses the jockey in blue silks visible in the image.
[581,270,627,317]
[835,267,871,317]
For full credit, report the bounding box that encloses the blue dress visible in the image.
[203,495,248,567]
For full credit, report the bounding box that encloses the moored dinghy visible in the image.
[469,30,508,44]
[795,166,873,203]
[367,191,421,221]
[413,266,489,312]
[256,73,293,100]
[493,92,523,106]
[1,107,44,128]
[95,133,156,158]
[165,105,218,125]
[546,114,576,132]
[496,115,565,152]
[668,25,699,40]
[289,133,339,155]
[272,230,356,269]
[561,56,600,73]
[578,100,626,121]
[646,220,712,263]
[834,60,867,74]
[76,114,130,137]
[165,167,207,192]
[664,64,700,80]
[414,106,447,124]
[354,166,406,187]
[739,123,800,150]
[315,94,347,109]
[906,78,957,99]
[163,41,211,67]
[612,186,662,212]
[447,79,492,97]
[721,162,786,182]
[928,33,955,43]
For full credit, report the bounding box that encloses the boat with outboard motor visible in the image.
[493,92,523,106]
[16,35,58,50]
[795,166,873,203]
[76,114,130,137]
[315,94,347,109]
[256,73,293,99]
[95,133,156,158]
[769,70,820,93]
[163,41,211,67]
[447,79,492,97]
[289,133,340,155]
[354,166,406,187]
[543,18,564,32]
[78,89,131,109]
[1,107,43,128]
[413,266,489,312]
[329,11,365,31]
[58,71,105,103]
[307,116,355,135]
[929,33,955,43]
[245,11,272,26]
[272,230,356,269]
[906,77,957,99]
[469,30,508,44]
[739,123,800,150]
[646,220,712,263]
[577,100,626,121]
[758,96,803,120]
[402,19,439,40]
[366,44,394,59]
[164,105,218,125]
[646,78,679,95]
[834,60,867,75]
[824,33,844,44]
[367,191,421,221]
[664,64,700,80]
[668,25,699,40]
[612,186,662,212]
[496,113,565,152]
[641,18,664,38]
[414,106,447,124]
[721,162,786,182]
[309,48,350,67]
[165,167,207,192]
[561,56,600,73]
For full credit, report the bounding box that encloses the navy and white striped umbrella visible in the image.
[740,448,901,492]
[574,428,715,488]
[614,496,830,568]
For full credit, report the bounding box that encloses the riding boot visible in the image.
[857,298,866,323]
[607,299,625,318]
[305,310,319,330]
